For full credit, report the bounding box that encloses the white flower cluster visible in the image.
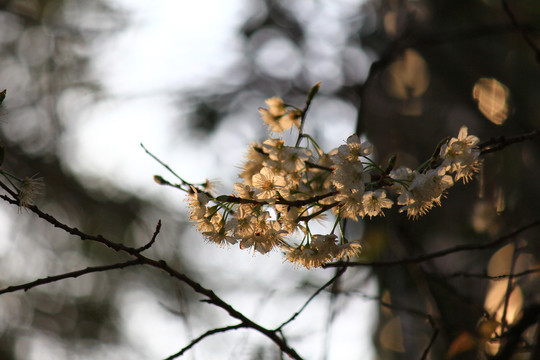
[185,88,482,268]
[390,126,481,218]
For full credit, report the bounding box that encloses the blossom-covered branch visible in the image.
[168,86,485,269]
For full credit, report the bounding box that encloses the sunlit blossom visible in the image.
[252,166,287,199]
[362,190,393,218]
[187,190,210,221]
[239,144,266,185]
[203,228,238,247]
[259,97,300,132]
[334,134,373,163]
[396,168,454,218]
[441,126,482,183]
[335,188,366,220]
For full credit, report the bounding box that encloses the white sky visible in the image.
[53,0,378,359]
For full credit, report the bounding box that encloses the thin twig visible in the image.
[274,267,346,331]
[0,195,141,256]
[324,219,540,268]
[420,325,439,360]
[492,303,540,359]
[165,324,246,360]
[501,244,518,330]
[479,129,540,155]
[442,267,540,280]
[323,267,344,360]
[141,257,303,359]
[295,82,320,147]
[0,259,142,295]
[297,202,339,222]
[135,219,162,253]
[141,143,198,188]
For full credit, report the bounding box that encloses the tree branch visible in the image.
[440,267,540,280]
[492,303,540,359]
[420,326,439,360]
[275,266,346,331]
[0,182,142,256]
[479,129,540,156]
[324,219,540,268]
[0,186,304,360]
[139,257,303,359]
[165,324,247,360]
[0,259,142,295]
[135,219,162,253]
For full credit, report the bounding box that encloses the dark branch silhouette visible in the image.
[444,267,540,280]
[479,129,540,155]
[275,266,347,331]
[492,303,540,360]
[0,259,143,295]
[0,180,304,360]
[165,324,247,360]
[136,219,162,253]
[324,219,540,268]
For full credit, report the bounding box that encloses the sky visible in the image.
[47,0,378,359]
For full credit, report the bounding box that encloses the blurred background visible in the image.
[0,0,539,359]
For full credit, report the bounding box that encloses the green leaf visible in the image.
[0,89,6,105]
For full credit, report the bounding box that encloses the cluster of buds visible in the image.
[181,85,482,268]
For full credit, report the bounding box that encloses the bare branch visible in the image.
[164,324,246,360]
[0,185,304,359]
[0,259,142,295]
[501,245,518,330]
[420,326,439,360]
[0,182,141,256]
[275,267,346,331]
[135,219,162,253]
[479,129,540,155]
[445,267,540,280]
[493,303,540,359]
[141,143,193,187]
[324,219,540,268]
[140,257,304,359]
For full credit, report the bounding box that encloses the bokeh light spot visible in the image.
[473,78,510,125]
